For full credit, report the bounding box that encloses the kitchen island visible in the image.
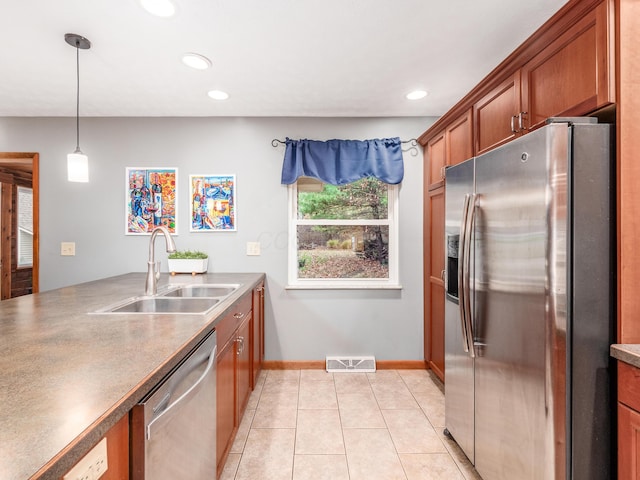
[0,272,265,480]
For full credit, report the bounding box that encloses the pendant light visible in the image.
[65,33,91,183]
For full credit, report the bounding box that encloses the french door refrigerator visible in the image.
[443,118,614,480]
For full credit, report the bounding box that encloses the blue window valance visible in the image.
[280,137,404,186]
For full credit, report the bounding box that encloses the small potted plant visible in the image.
[167,250,209,275]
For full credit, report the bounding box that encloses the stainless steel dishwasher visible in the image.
[131,330,217,480]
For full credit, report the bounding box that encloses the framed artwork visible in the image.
[190,174,236,232]
[126,167,178,234]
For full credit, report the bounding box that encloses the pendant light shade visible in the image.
[65,33,91,183]
[67,149,89,182]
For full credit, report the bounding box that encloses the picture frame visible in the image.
[125,167,178,235]
[189,174,236,232]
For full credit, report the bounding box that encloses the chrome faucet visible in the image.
[145,226,177,296]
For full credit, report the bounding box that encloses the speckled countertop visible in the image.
[611,344,640,369]
[0,272,264,480]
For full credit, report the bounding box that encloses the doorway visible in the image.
[0,153,39,299]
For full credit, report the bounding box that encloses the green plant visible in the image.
[326,239,340,249]
[298,252,311,270]
[168,249,208,259]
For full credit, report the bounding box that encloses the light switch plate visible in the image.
[61,242,76,256]
[246,242,261,256]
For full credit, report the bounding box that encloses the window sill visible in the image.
[285,283,402,290]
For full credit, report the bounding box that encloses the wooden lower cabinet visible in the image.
[429,282,445,379]
[236,315,252,417]
[618,361,640,479]
[425,187,445,381]
[618,403,640,480]
[215,288,262,478]
[252,282,265,387]
[216,334,236,472]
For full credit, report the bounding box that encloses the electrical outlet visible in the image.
[63,437,108,480]
[61,242,76,256]
[246,241,261,256]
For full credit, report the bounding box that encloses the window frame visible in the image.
[286,180,400,289]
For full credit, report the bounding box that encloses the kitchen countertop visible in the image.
[0,272,264,480]
[611,344,640,369]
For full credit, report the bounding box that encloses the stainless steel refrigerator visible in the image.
[443,118,614,480]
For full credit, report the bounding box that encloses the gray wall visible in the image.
[0,116,436,361]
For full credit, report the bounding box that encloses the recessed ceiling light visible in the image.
[406,90,428,100]
[208,90,229,100]
[182,53,212,70]
[140,0,176,17]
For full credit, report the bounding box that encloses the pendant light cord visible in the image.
[75,41,80,151]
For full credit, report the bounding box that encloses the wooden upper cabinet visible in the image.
[521,1,613,132]
[474,71,522,155]
[447,109,473,166]
[425,109,473,188]
[426,130,446,188]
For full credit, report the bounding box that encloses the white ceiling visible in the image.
[1,0,568,117]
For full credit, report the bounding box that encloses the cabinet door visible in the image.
[237,315,252,416]
[426,188,445,381]
[252,282,264,387]
[474,71,522,155]
[618,403,640,480]
[447,109,473,166]
[426,131,446,187]
[521,2,612,132]
[216,338,236,472]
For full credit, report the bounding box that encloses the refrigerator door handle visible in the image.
[458,193,472,353]
[462,193,477,357]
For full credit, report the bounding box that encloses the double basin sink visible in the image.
[92,284,240,315]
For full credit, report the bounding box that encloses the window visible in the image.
[17,186,33,267]
[288,176,399,289]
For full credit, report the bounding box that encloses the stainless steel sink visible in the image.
[160,284,239,298]
[93,297,220,314]
[91,284,239,315]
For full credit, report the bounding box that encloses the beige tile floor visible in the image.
[220,369,482,480]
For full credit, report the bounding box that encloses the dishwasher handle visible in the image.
[146,339,217,440]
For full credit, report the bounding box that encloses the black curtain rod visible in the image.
[271,138,419,156]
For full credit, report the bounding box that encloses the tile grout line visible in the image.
[334,372,352,480]
[291,369,301,480]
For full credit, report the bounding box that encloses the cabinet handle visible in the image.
[510,115,518,133]
[236,336,245,355]
[518,111,527,131]
[233,312,245,319]
[441,269,446,282]
[440,166,446,181]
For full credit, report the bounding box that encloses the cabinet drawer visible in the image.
[216,293,252,350]
[618,361,640,412]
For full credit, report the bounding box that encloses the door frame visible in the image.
[0,152,39,298]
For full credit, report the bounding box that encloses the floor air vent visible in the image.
[326,356,376,373]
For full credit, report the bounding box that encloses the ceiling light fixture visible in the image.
[65,33,91,183]
[182,53,212,70]
[207,90,229,100]
[140,0,176,17]
[406,90,428,100]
